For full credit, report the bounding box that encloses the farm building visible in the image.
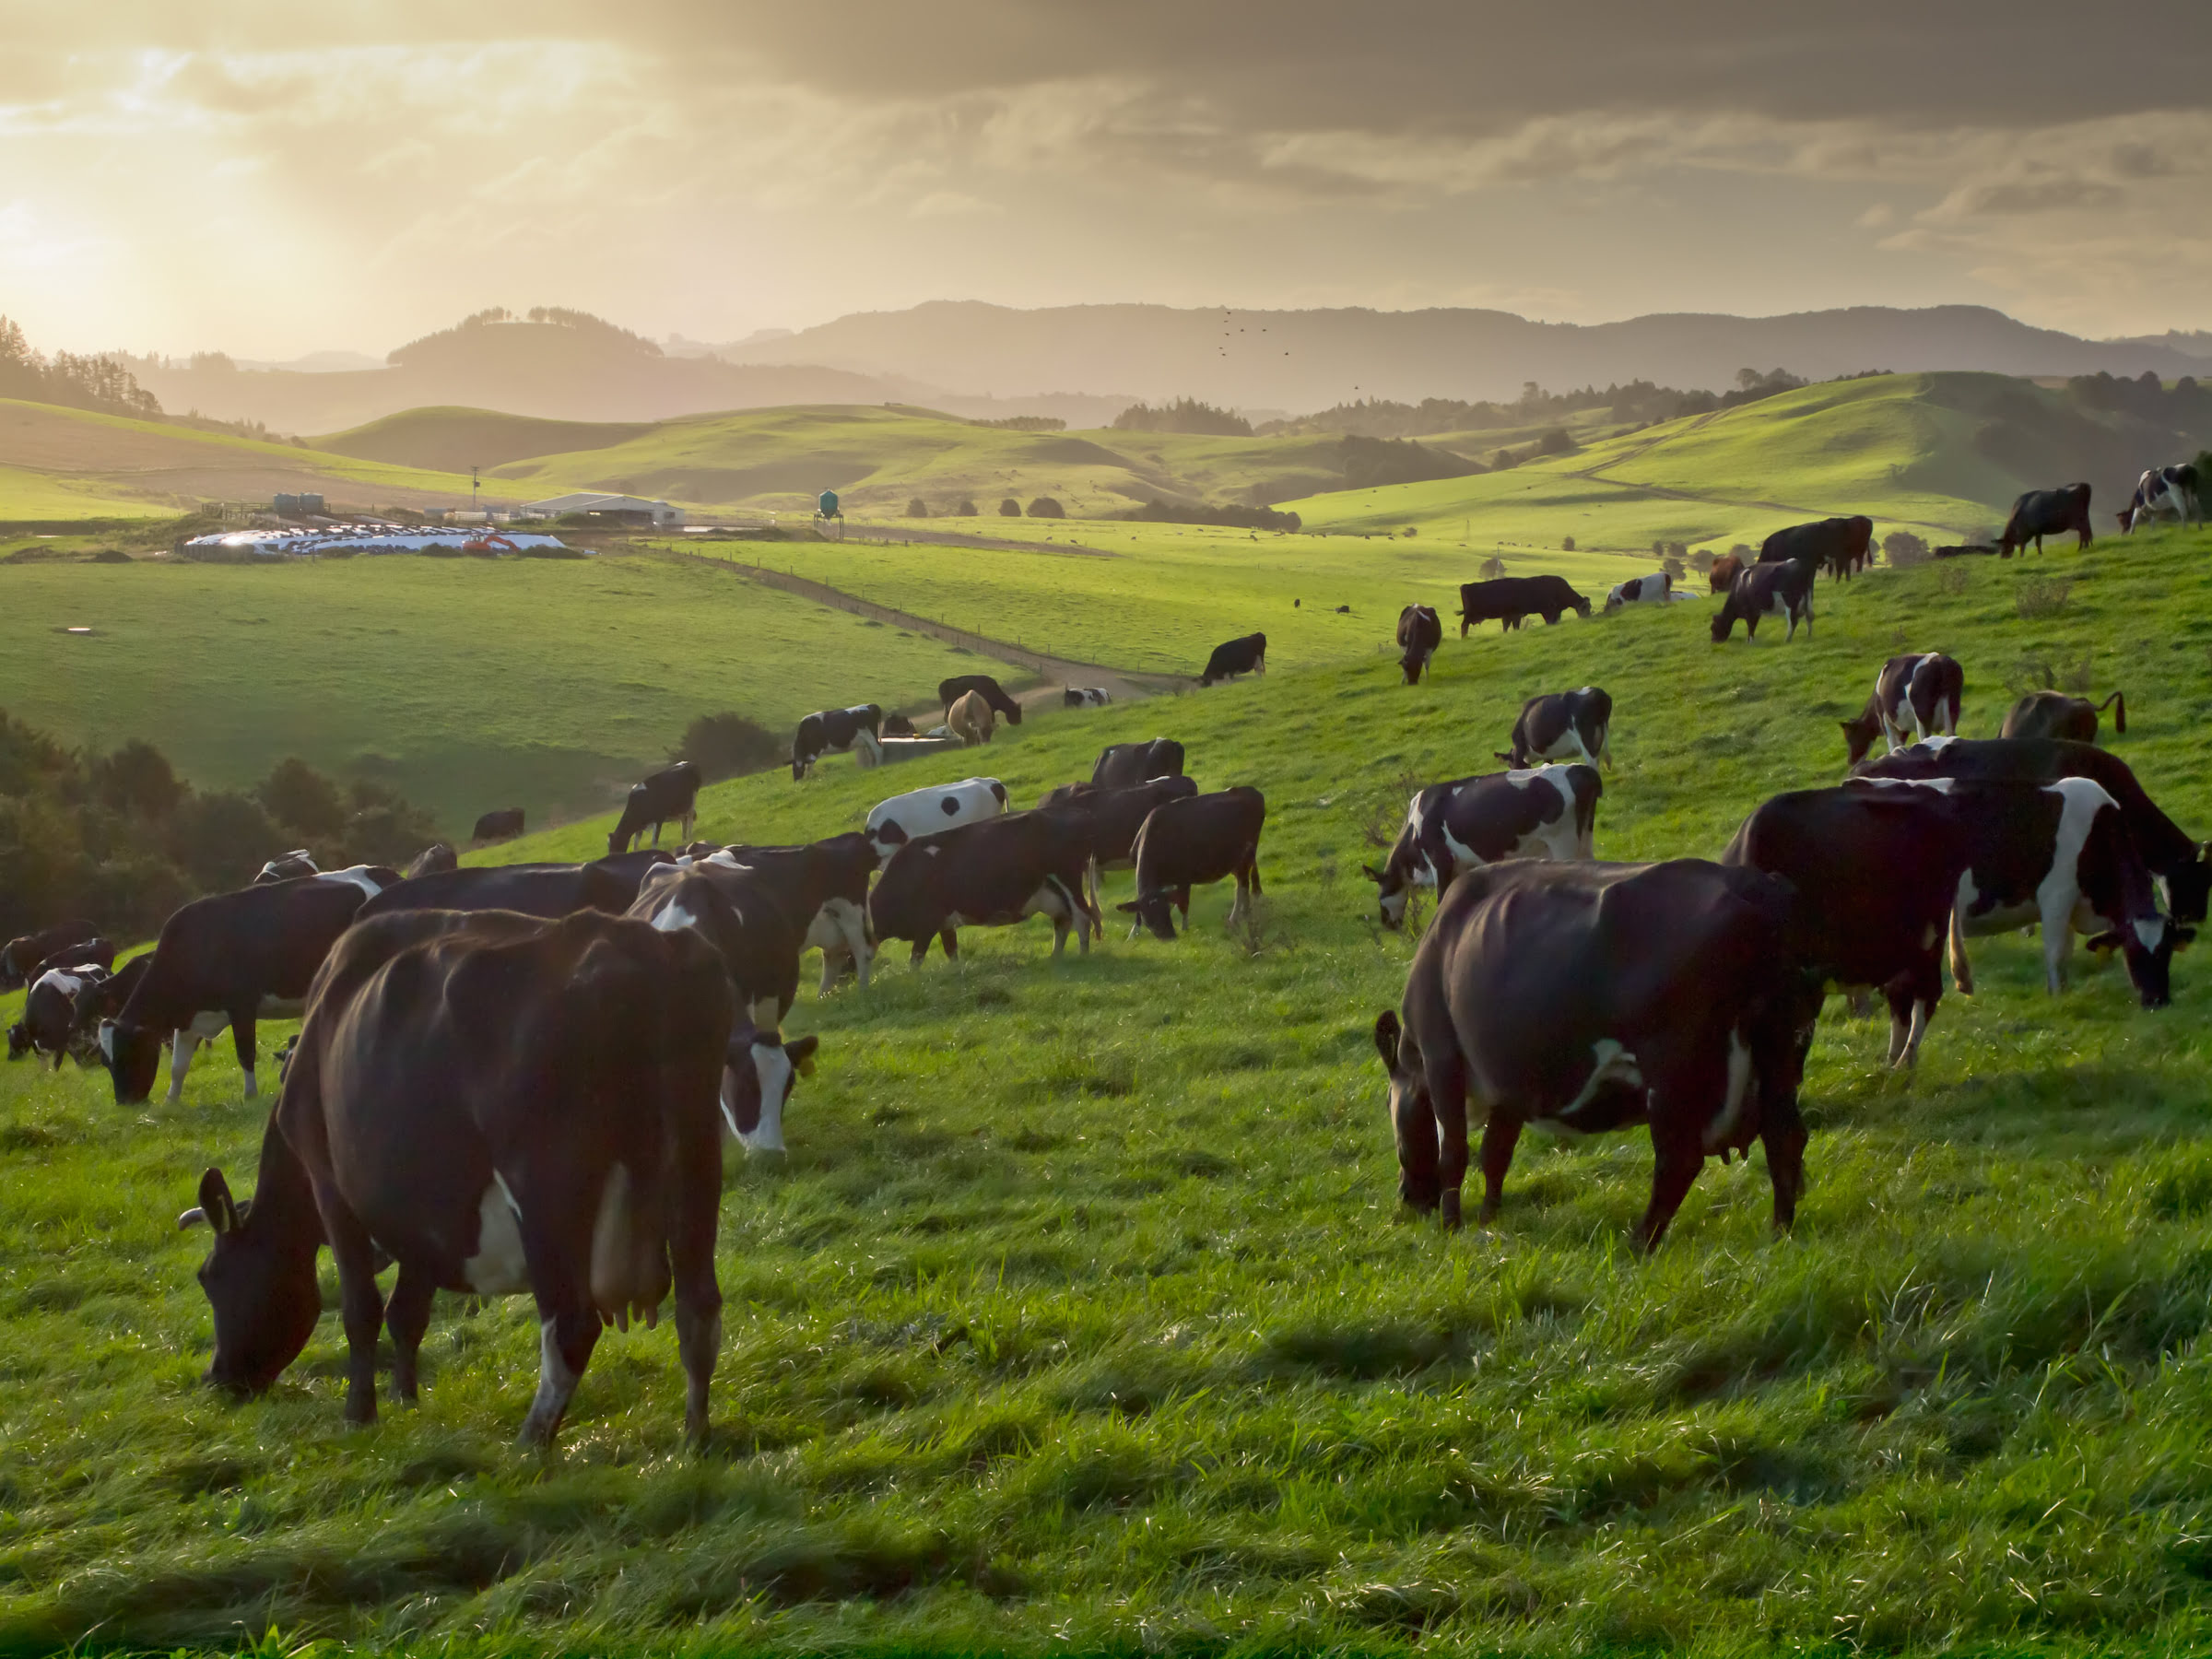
[522,492,685,527]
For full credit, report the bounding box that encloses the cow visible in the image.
[1394,605,1442,683]
[939,674,1023,726]
[1093,740,1185,789]
[67,952,147,1054]
[1852,775,2189,1006]
[869,809,1098,963]
[710,832,878,994]
[356,860,641,924]
[1833,515,1874,580]
[2,921,100,991]
[98,869,399,1106]
[1363,765,1601,929]
[1757,516,1865,580]
[1498,688,1612,771]
[1854,736,2212,924]
[790,706,884,780]
[404,842,459,878]
[1199,632,1267,686]
[2002,689,2125,743]
[865,776,1010,869]
[608,761,702,853]
[182,906,734,1445]
[1371,858,1822,1248]
[1063,688,1112,708]
[472,808,525,843]
[1839,653,1964,764]
[1037,775,1201,912]
[8,963,111,1068]
[1711,559,1814,642]
[1708,554,1744,594]
[882,712,917,737]
[1456,575,1590,635]
[1605,573,1674,611]
[1117,786,1266,941]
[2000,484,2093,557]
[2119,464,2203,533]
[255,850,318,885]
[947,689,996,747]
[29,935,115,978]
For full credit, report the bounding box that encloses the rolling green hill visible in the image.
[312,406,655,473]
[4,525,2209,1653]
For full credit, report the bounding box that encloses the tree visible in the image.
[1536,428,1574,456]
[1111,397,1252,437]
[1479,555,1506,578]
[1561,535,1575,552]
[955,498,979,516]
[257,758,347,842]
[167,791,287,891]
[905,498,929,517]
[1883,530,1931,567]
[1689,547,1714,573]
[1027,497,1065,519]
[88,740,184,821]
[674,712,782,782]
[340,780,441,868]
[999,498,1022,517]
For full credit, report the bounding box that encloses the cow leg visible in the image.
[517,1220,601,1446]
[669,1209,722,1446]
[1638,1128,1705,1253]
[1883,980,1934,1068]
[1176,888,1194,932]
[164,1030,198,1105]
[316,1182,386,1424]
[2041,890,2075,994]
[910,935,932,966]
[842,910,873,990]
[939,925,959,961]
[385,1260,438,1404]
[1472,1111,1520,1228]
[230,1013,258,1100]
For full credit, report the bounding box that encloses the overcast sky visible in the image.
[6,1,2209,358]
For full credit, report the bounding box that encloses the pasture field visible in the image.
[0,553,1001,835]
[3,526,2211,1653]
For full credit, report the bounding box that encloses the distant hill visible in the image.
[720,300,2212,410]
[315,407,655,474]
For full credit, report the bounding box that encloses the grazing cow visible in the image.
[1839,653,1964,764]
[869,809,1097,963]
[9,963,111,1068]
[882,712,917,737]
[1708,554,1744,594]
[183,907,734,1444]
[1605,573,1674,611]
[938,674,1023,726]
[1038,775,1200,912]
[2,920,100,990]
[712,832,878,994]
[1092,739,1185,789]
[1756,516,1863,580]
[30,935,115,978]
[2002,689,2125,743]
[472,808,525,843]
[1854,736,2211,923]
[255,850,318,885]
[1853,775,2189,1006]
[98,871,399,1105]
[1363,765,1602,929]
[1498,688,1613,771]
[1372,859,1822,1247]
[2119,464,2203,533]
[1456,575,1591,635]
[1935,544,1998,559]
[1063,687,1112,708]
[790,706,883,780]
[404,842,458,878]
[1711,559,1814,642]
[608,761,702,853]
[356,861,637,924]
[67,953,147,1054]
[1395,605,1442,683]
[1833,515,1874,580]
[1199,632,1267,686]
[2000,484,2093,556]
[1117,786,1266,941]
[865,776,1010,868]
[948,689,996,747]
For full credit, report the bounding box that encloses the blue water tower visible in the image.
[818,489,841,519]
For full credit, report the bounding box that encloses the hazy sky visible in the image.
[6,2,2209,358]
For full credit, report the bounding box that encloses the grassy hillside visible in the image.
[0,553,1002,835]
[3,525,2209,1652]
[313,406,655,473]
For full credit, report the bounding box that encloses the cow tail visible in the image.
[2100,691,2126,734]
[1947,902,1975,996]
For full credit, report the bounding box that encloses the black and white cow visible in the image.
[869,809,1098,963]
[790,706,884,780]
[608,761,702,853]
[1839,653,1964,764]
[711,832,879,994]
[67,952,146,1055]
[254,850,318,885]
[1372,858,1822,1247]
[29,935,115,979]
[8,963,111,1068]
[183,906,734,1445]
[1395,605,1442,684]
[2001,689,2125,744]
[1711,559,1814,642]
[356,861,638,924]
[1604,572,1675,611]
[1093,740,1185,789]
[99,867,398,1105]
[940,674,1023,725]
[2000,484,2093,556]
[1117,786,1266,941]
[1363,765,1601,929]
[1854,736,2212,924]
[1498,688,1613,770]
[1038,775,1201,912]
[472,807,525,843]
[1198,633,1266,687]
[1457,575,1590,635]
[1063,687,1113,708]
[2119,465,2203,533]
[2,920,100,990]
[865,776,1009,868]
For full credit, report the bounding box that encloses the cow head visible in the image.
[720,1027,820,1155]
[1839,711,1883,766]
[1373,1011,1440,1212]
[2165,850,2212,926]
[184,1166,322,1396]
[1115,888,1182,942]
[1709,609,1734,643]
[98,1018,164,1103]
[6,1022,29,1061]
[2090,916,2195,1009]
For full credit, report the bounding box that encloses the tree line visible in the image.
[0,317,161,419]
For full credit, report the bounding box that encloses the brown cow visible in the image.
[948,690,995,747]
[1708,554,1743,594]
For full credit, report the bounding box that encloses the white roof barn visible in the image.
[523,493,686,526]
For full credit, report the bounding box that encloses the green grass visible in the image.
[4,525,2210,1653]
[0,552,1004,836]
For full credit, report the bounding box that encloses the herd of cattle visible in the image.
[4,487,2201,1448]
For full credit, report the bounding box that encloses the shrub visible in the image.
[674,712,782,782]
[1536,427,1574,455]
[1561,535,1575,552]
[1936,564,1972,597]
[1479,555,1506,579]
[955,498,978,516]
[258,757,347,841]
[905,498,928,518]
[1689,547,1713,572]
[1884,530,1931,567]
[1120,500,1300,532]
[1337,435,1472,489]
[1663,556,1685,580]
[1027,497,1065,519]
[998,499,1021,517]
[1402,525,1418,538]
[2016,578,2073,619]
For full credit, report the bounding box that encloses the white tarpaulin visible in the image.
[181,525,575,557]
